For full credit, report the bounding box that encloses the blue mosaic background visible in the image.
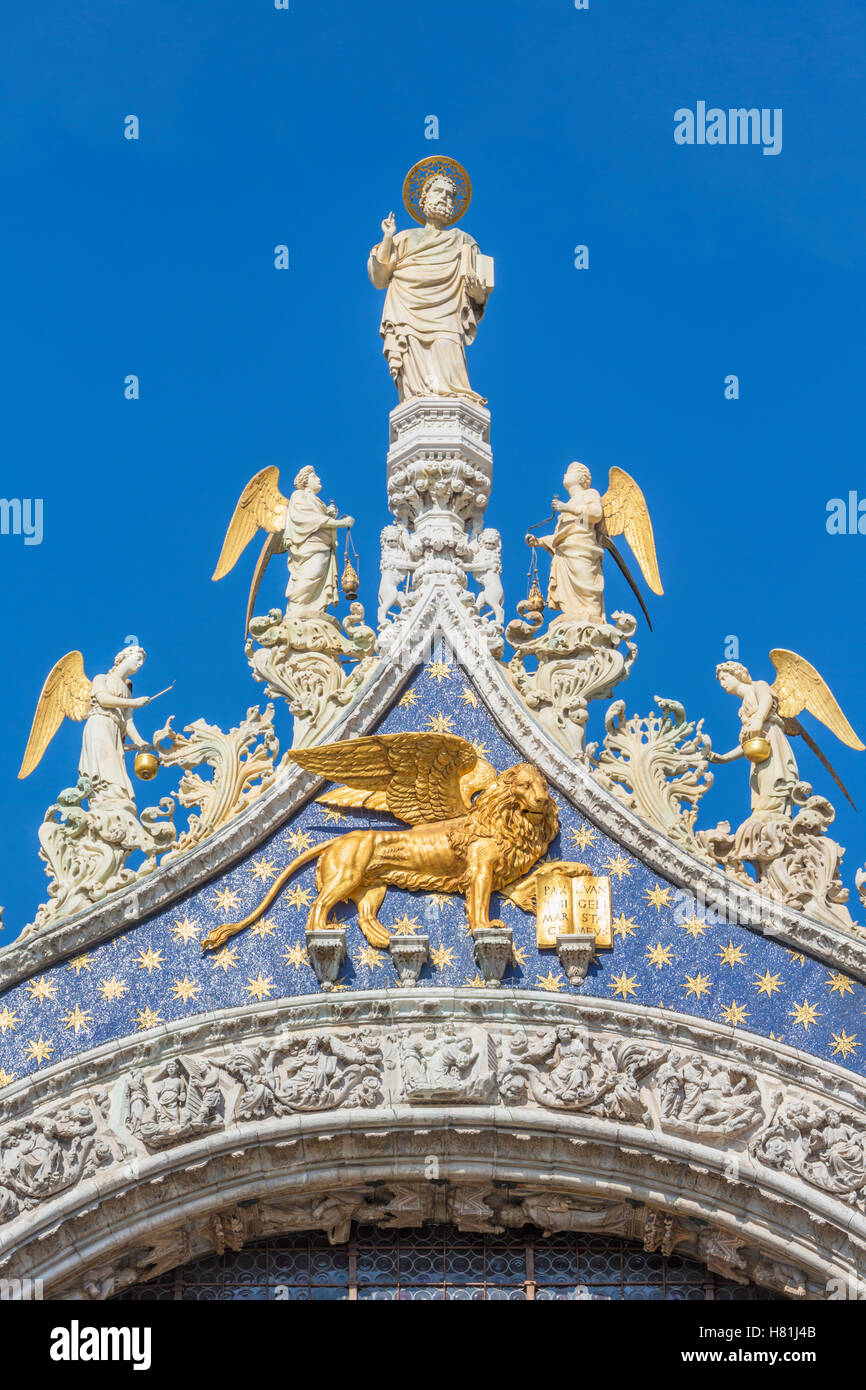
[1,656,864,1085]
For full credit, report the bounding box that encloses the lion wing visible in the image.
[601,466,663,595]
[19,651,92,779]
[770,648,865,750]
[291,733,479,825]
[212,466,289,582]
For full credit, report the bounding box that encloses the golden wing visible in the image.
[770,649,865,750]
[291,732,479,825]
[601,466,663,596]
[18,651,92,779]
[212,466,289,582]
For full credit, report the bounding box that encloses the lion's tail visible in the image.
[201,837,341,951]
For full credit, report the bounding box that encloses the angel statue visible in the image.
[699,653,864,927]
[526,462,663,629]
[18,644,171,805]
[368,156,493,403]
[212,465,355,632]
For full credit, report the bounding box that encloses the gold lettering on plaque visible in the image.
[572,876,612,949]
[535,869,574,948]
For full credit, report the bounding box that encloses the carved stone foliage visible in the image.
[699,793,864,938]
[590,698,714,858]
[246,605,377,748]
[25,778,176,936]
[152,705,282,860]
[0,1095,117,1220]
[504,610,638,758]
[500,1026,656,1123]
[752,1096,866,1208]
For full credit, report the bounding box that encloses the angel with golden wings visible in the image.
[18,644,171,803]
[525,463,663,628]
[213,465,354,632]
[709,652,864,844]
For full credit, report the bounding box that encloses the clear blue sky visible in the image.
[2,0,865,940]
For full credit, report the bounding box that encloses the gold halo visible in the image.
[402,156,472,226]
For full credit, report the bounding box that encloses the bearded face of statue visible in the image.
[419,175,456,225]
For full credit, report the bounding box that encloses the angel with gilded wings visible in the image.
[526,462,663,627]
[709,653,864,846]
[18,645,171,803]
[213,465,354,631]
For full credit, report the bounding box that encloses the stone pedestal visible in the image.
[378,397,502,653]
[556,932,596,985]
[305,929,347,991]
[473,926,513,988]
[389,934,429,987]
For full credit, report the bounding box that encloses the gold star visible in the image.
[831,1030,860,1060]
[612,913,639,940]
[63,1004,93,1035]
[25,1035,55,1066]
[391,913,422,935]
[431,944,456,969]
[286,885,313,910]
[768,1031,783,1042]
[786,951,806,966]
[398,688,420,709]
[98,976,129,1001]
[717,940,747,968]
[250,856,277,883]
[133,1007,162,1032]
[463,972,486,988]
[472,740,490,760]
[683,972,713,1000]
[427,893,451,910]
[286,827,314,853]
[610,971,639,1000]
[249,917,279,939]
[211,947,239,972]
[720,1000,750,1027]
[67,954,92,976]
[354,945,385,971]
[0,1006,19,1034]
[426,659,452,683]
[604,853,632,880]
[213,888,240,913]
[536,971,566,992]
[321,807,346,825]
[282,943,308,969]
[569,825,597,850]
[789,1000,822,1032]
[754,970,784,997]
[136,947,164,974]
[680,915,710,940]
[171,916,200,944]
[646,942,674,969]
[511,944,527,967]
[460,687,478,707]
[171,976,201,1004]
[826,972,854,997]
[0,1068,14,1088]
[245,973,275,1000]
[645,884,672,910]
[427,713,455,735]
[26,976,58,1004]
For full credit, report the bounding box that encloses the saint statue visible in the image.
[368,156,493,403]
[212,464,354,628]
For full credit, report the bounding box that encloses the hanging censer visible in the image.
[517,536,546,620]
[341,527,360,600]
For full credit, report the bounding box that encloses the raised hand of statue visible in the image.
[381,211,396,239]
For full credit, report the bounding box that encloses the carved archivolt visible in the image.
[2,991,866,1300]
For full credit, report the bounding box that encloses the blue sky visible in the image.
[2,0,866,939]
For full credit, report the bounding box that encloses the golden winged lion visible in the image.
[202,733,559,952]
[527,462,662,628]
